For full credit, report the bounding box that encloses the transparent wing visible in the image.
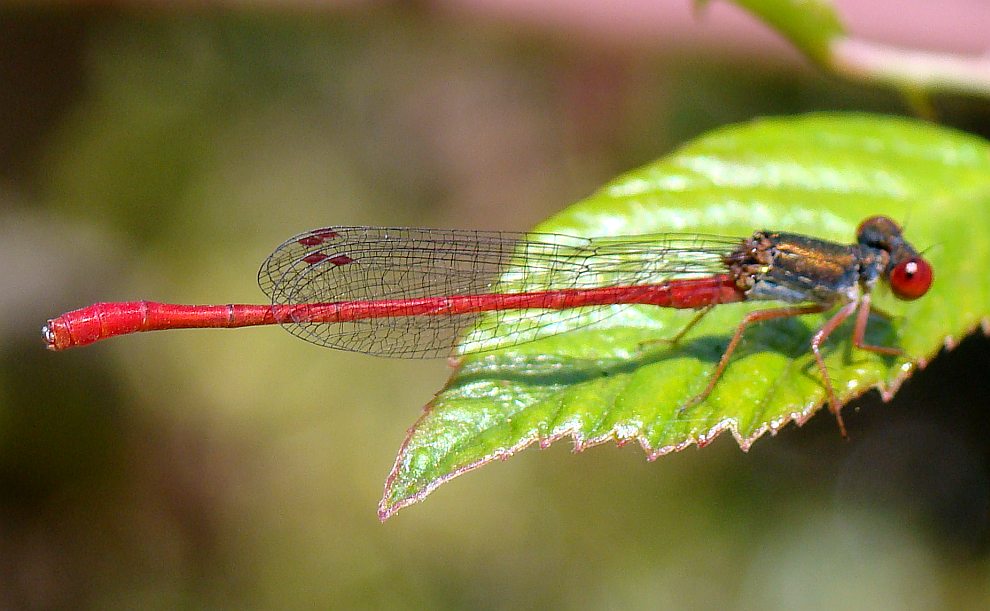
[258,226,742,358]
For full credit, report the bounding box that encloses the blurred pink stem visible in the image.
[831,38,990,97]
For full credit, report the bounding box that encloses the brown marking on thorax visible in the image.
[725,231,863,303]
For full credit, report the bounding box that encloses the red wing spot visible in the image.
[329,254,354,266]
[297,230,339,247]
[302,253,330,264]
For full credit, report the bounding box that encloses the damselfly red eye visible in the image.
[889,256,933,300]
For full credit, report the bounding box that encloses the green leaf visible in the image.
[380,114,990,520]
[722,0,845,64]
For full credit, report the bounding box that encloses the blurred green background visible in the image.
[2,6,990,609]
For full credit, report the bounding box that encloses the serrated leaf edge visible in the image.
[378,319,988,520]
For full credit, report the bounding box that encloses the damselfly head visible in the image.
[857,215,933,300]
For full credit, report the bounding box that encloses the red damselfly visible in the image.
[44,216,933,435]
